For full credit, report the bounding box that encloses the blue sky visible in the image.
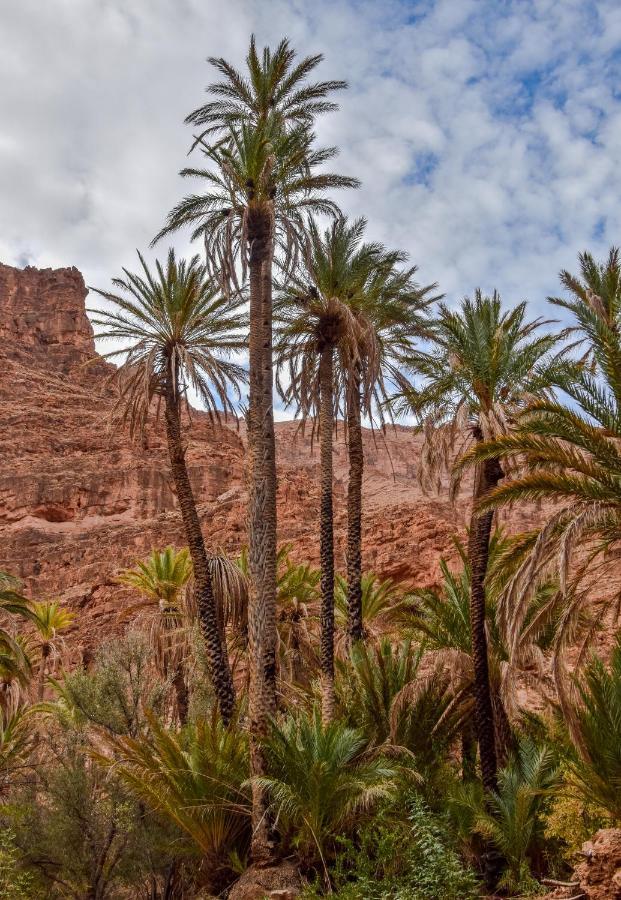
[2,0,621,415]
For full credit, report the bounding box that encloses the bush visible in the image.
[302,794,479,899]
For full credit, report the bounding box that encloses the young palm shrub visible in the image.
[334,572,409,643]
[393,292,565,801]
[117,547,247,723]
[0,705,37,792]
[0,574,34,710]
[450,738,561,894]
[461,249,621,723]
[90,250,246,725]
[25,601,74,701]
[94,713,251,891]
[257,707,396,877]
[337,639,464,783]
[564,637,621,821]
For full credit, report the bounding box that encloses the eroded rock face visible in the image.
[575,829,621,900]
[0,259,546,655]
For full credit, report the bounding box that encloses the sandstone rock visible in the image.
[574,829,621,899]
[227,861,301,900]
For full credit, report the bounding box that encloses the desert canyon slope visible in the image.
[0,261,544,655]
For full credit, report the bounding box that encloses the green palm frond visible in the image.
[93,711,251,866]
[89,249,248,436]
[185,35,347,142]
[565,637,621,821]
[392,289,568,493]
[257,707,396,865]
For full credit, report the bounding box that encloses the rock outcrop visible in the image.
[0,260,542,654]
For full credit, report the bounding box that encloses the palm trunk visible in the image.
[164,374,235,724]
[346,369,364,643]
[172,664,189,725]
[493,688,514,766]
[319,346,336,721]
[247,206,278,863]
[468,428,504,889]
[37,645,50,702]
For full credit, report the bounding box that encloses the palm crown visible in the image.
[89,249,247,434]
[154,122,359,291]
[186,35,347,142]
[394,290,566,492]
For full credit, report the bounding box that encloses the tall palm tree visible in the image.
[275,217,381,718]
[344,251,440,641]
[90,250,247,724]
[154,39,357,856]
[461,249,621,725]
[393,292,564,799]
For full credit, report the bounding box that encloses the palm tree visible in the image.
[89,250,247,724]
[393,292,564,801]
[257,707,396,877]
[275,217,381,718]
[460,250,621,724]
[408,535,559,770]
[117,547,194,723]
[25,601,74,701]
[185,35,347,141]
[343,253,440,642]
[154,39,357,856]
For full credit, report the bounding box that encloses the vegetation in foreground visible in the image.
[3,33,621,900]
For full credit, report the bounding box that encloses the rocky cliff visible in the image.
[0,260,541,655]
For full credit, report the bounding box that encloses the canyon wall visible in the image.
[0,260,541,655]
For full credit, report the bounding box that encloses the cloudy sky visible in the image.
[3,0,621,410]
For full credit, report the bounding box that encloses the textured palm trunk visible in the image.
[247,206,278,863]
[37,644,50,702]
[319,346,336,721]
[493,687,514,766]
[346,369,364,643]
[171,664,189,725]
[468,428,504,889]
[164,375,235,724]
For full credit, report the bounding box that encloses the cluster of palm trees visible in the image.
[0,33,621,884]
[59,34,621,889]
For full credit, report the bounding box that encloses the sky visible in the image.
[2,0,621,415]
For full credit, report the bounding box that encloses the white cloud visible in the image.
[2,0,621,416]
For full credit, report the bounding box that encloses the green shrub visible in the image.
[302,794,479,899]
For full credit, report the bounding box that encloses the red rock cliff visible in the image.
[0,260,543,653]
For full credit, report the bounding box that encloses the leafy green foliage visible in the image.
[0,828,37,899]
[449,738,561,893]
[95,712,251,881]
[258,708,396,865]
[565,637,621,821]
[302,795,478,899]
